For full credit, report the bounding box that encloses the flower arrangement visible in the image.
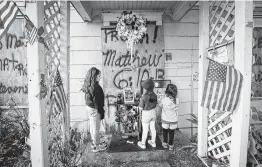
[115,105,139,133]
[116,11,147,54]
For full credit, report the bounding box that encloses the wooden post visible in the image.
[26,1,49,167]
[60,1,70,138]
[198,1,209,157]
[230,1,253,167]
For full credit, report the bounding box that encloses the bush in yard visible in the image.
[0,107,31,167]
[48,121,88,167]
[0,99,87,167]
[178,113,198,154]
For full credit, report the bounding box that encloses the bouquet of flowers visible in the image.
[115,105,139,133]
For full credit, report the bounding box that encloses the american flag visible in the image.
[25,16,38,45]
[52,70,67,115]
[0,1,19,40]
[201,59,243,112]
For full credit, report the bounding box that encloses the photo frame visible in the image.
[123,87,135,104]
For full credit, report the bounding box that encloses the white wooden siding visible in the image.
[163,9,199,139]
[69,7,199,139]
[70,5,103,127]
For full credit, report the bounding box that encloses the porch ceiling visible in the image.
[76,1,198,22]
[81,1,179,12]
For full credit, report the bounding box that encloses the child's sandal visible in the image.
[162,142,168,149]
[169,145,174,151]
[137,141,146,149]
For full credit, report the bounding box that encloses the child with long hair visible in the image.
[158,84,180,150]
[137,78,158,149]
[82,67,106,152]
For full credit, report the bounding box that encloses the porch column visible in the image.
[230,1,253,167]
[26,1,49,167]
[60,1,70,138]
[198,1,209,157]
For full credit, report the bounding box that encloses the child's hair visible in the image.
[81,67,101,93]
[165,84,178,104]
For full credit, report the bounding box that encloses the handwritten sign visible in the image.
[101,24,165,96]
[252,28,262,97]
[0,19,27,105]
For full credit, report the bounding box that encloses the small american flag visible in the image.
[52,70,67,115]
[201,59,243,112]
[25,17,38,45]
[0,1,19,40]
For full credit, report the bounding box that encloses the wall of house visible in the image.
[69,6,199,139]
[69,5,104,132]
[163,9,199,139]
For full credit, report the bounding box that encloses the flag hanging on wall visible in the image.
[25,15,38,45]
[201,59,243,112]
[52,69,67,116]
[0,1,19,40]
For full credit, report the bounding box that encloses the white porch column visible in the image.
[26,1,49,167]
[230,1,253,167]
[60,1,70,138]
[198,1,209,157]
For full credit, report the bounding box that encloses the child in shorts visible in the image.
[137,78,158,149]
[158,84,180,150]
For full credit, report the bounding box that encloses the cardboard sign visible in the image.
[0,19,27,105]
[101,24,165,96]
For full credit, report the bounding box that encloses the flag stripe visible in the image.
[210,81,217,108]
[212,81,220,109]
[0,1,18,40]
[56,87,66,109]
[230,71,241,111]
[54,95,62,113]
[2,2,16,24]
[225,67,235,111]
[201,80,209,107]
[233,72,243,111]
[206,81,215,108]
[27,26,37,44]
[222,66,232,111]
[216,82,226,110]
[0,1,11,18]
[227,69,238,111]
[218,66,229,110]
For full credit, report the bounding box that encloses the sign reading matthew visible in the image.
[0,19,28,105]
[101,24,165,96]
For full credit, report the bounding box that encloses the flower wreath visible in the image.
[116,11,147,49]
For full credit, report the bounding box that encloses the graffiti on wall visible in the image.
[102,25,165,95]
[252,28,262,97]
[0,19,28,105]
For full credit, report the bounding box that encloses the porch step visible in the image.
[111,160,171,167]
[82,149,171,166]
[81,134,171,166]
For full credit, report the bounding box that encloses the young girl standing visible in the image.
[158,84,180,150]
[137,78,158,149]
[82,67,107,152]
